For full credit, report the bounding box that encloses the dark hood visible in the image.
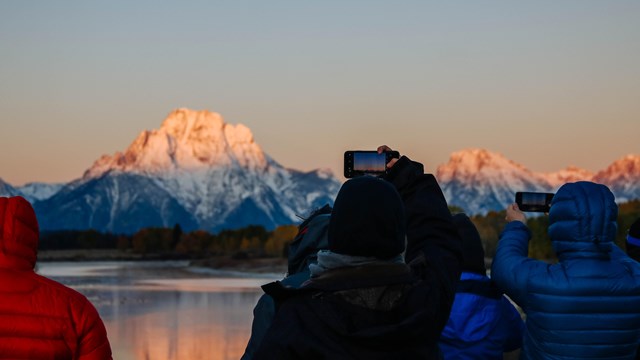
[452,213,486,275]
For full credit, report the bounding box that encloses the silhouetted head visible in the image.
[452,213,486,275]
[328,176,406,260]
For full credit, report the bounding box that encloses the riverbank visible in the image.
[37,249,288,274]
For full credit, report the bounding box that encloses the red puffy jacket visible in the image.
[0,196,112,359]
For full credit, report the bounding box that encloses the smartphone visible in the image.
[515,192,554,212]
[344,150,400,178]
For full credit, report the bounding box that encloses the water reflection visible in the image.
[37,261,281,360]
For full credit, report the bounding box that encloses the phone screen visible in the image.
[353,152,387,172]
[344,150,399,178]
[515,192,554,212]
[521,192,548,206]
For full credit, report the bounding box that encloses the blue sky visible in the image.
[1,1,638,185]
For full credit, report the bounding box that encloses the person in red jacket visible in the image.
[0,196,112,359]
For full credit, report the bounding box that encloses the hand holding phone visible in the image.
[344,150,400,178]
[515,192,554,212]
[506,203,527,224]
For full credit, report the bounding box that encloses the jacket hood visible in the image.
[548,182,617,258]
[452,214,486,275]
[0,196,39,270]
[328,176,406,259]
[440,273,501,342]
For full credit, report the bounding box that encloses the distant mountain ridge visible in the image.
[1,109,639,231]
[437,148,640,214]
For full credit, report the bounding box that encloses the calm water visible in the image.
[36,261,283,360]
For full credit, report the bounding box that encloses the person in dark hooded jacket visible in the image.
[253,146,462,360]
[438,213,524,359]
[491,182,640,360]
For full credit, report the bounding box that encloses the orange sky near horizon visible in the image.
[1,1,638,186]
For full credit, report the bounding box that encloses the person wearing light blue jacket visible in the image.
[439,213,523,359]
[491,181,640,360]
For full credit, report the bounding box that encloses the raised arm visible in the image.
[490,204,546,307]
[383,152,462,300]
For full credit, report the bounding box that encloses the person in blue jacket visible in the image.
[491,181,640,360]
[439,213,523,359]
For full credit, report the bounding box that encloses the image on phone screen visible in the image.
[353,152,386,172]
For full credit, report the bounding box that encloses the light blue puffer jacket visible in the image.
[491,182,640,360]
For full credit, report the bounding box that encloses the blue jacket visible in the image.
[491,182,640,360]
[439,272,524,360]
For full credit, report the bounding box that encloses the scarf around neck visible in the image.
[309,250,405,278]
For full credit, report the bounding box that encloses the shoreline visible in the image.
[37,249,288,275]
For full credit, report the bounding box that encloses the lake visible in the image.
[36,261,283,360]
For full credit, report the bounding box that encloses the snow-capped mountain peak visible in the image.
[437,148,540,183]
[594,154,640,181]
[84,108,267,179]
[593,154,640,202]
[436,148,551,214]
[17,182,65,202]
[38,108,343,233]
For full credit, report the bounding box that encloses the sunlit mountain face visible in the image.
[32,108,342,233]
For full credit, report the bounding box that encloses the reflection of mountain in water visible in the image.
[108,291,259,360]
[37,261,278,360]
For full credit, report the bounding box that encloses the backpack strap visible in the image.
[262,281,315,311]
[287,204,332,275]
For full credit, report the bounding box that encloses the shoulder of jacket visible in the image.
[33,272,91,304]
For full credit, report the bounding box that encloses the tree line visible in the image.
[39,200,640,261]
[40,223,298,259]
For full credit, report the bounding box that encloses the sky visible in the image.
[1,1,638,186]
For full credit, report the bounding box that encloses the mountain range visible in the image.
[2,109,341,233]
[436,149,640,214]
[1,108,639,233]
